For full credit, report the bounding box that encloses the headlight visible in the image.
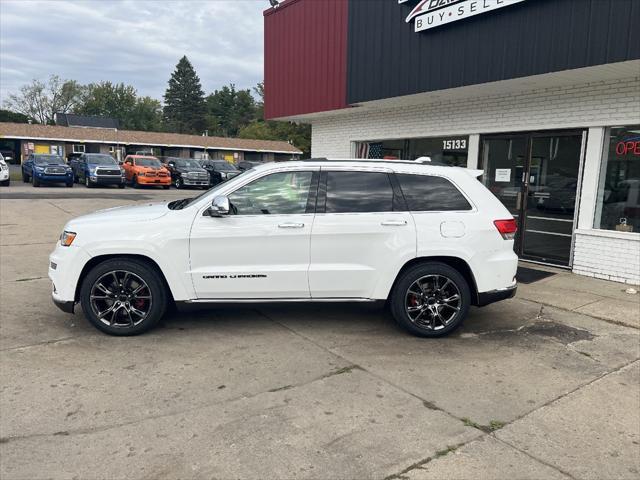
[60,231,77,247]
[220,172,227,179]
[88,166,98,174]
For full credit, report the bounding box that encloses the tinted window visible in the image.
[397,174,472,211]
[229,171,313,215]
[325,171,394,213]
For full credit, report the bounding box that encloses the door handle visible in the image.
[381,220,408,226]
[278,222,305,229]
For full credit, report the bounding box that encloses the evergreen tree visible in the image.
[163,56,207,134]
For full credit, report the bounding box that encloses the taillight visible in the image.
[494,219,517,240]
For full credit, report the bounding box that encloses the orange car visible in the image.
[122,155,171,189]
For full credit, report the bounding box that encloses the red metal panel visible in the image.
[264,0,349,119]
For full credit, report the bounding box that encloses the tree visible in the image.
[77,81,137,122]
[0,109,32,123]
[206,84,256,137]
[237,81,311,158]
[3,75,82,124]
[163,56,207,134]
[76,82,162,131]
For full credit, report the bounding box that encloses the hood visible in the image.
[176,166,207,174]
[66,202,169,229]
[38,162,67,167]
[138,166,168,173]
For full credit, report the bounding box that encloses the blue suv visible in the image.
[22,154,74,187]
[70,153,126,188]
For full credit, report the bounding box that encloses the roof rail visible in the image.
[301,157,454,167]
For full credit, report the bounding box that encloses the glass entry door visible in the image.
[481,132,585,266]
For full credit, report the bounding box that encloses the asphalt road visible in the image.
[1,185,638,479]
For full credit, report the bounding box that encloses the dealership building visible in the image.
[264,0,640,284]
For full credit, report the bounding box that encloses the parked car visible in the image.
[22,154,73,187]
[198,159,240,186]
[0,149,17,165]
[70,153,126,189]
[236,160,261,172]
[121,155,171,189]
[0,153,9,186]
[49,159,518,337]
[161,157,210,189]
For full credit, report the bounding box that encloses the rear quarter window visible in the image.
[396,174,472,211]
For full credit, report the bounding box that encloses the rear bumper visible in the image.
[476,285,517,307]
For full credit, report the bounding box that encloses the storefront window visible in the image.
[594,125,640,233]
[355,136,468,166]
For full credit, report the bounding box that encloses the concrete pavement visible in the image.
[0,187,638,479]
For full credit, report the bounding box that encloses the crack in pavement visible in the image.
[255,308,639,480]
[0,361,362,444]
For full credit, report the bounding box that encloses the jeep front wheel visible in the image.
[79,259,168,336]
[390,262,470,338]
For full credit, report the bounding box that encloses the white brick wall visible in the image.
[311,76,640,158]
[573,231,640,285]
[310,75,640,284]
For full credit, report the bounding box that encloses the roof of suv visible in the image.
[252,158,482,178]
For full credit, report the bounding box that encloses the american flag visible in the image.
[357,142,383,159]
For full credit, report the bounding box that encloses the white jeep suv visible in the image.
[49,159,518,337]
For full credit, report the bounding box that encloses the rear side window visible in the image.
[396,174,472,211]
[325,171,395,213]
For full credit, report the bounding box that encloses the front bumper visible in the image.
[476,284,517,307]
[183,178,209,186]
[36,172,73,183]
[90,175,125,185]
[0,170,9,181]
[49,244,92,312]
[53,297,75,313]
[138,176,171,185]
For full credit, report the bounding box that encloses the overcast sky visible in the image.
[0,0,267,103]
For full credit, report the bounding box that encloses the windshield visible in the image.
[34,155,63,165]
[86,155,117,165]
[175,159,201,169]
[135,158,162,167]
[168,168,255,210]
[212,161,237,171]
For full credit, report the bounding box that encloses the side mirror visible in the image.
[168,162,175,168]
[205,195,230,217]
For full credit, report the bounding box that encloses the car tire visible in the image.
[32,176,39,187]
[66,181,73,188]
[162,185,170,190]
[175,177,183,189]
[389,262,470,338]
[118,183,125,189]
[74,173,79,184]
[79,258,168,336]
[85,176,92,188]
[0,179,9,187]
[132,176,139,188]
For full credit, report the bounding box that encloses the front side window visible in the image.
[595,125,640,233]
[396,174,472,211]
[229,171,313,215]
[325,171,395,213]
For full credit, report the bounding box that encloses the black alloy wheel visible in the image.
[390,262,470,337]
[80,259,167,335]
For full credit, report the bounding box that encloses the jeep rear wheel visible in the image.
[390,262,470,338]
[80,259,167,336]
